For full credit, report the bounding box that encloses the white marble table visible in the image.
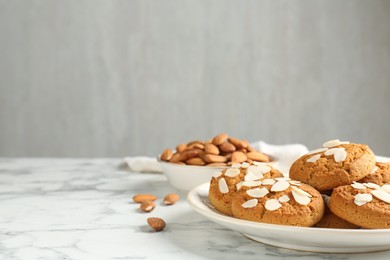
[1,158,390,260]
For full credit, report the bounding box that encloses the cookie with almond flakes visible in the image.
[208,163,283,216]
[230,179,324,227]
[289,140,375,191]
[359,162,390,186]
[315,195,360,229]
[329,183,390,229]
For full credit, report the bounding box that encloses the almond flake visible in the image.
[307,154,321,163]
[278,195,290,203]
[246,187,269,198]
[271,181,290,192]
[381,184,390,193]
[212,171,222,179]
[306,148,328,155]
[244,172,262,181]
[265,199,282,211]
[246,165,265,179]
[241,199,258,208]
[257,165,271,174]
[324,147,345,156]
[241,162,250,168]
[261,179,276,185]
[218,178,229,194]
[232,163,242,168]
[288,180,301,186]
[351,182,366,190]
[236,181,244,191]
[334,150,347,162]
[292,190,311,205]
[291,186,312,197]
[242,180,262,187]
[224,168,240,178]
[354,193,372,206]
[370,166,379,174]
[363,182,381,190]
[275,177,291,181]
[323,139,349,148]
[371,189,390,203]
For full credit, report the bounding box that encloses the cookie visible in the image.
[315,195,360,229]
[289,140,376,191]
[329,183,390,229]
[230,178,324,227]
[208,163,283,216]
[359,162,390,186]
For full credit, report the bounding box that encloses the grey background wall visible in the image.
[0,0,390,158]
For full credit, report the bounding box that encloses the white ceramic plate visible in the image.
[187,181,390,253]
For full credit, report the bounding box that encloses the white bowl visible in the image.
[158,157,278,193]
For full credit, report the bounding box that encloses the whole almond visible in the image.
[180,149,202,161]
[212,133,228,146]
[247,152,270,162]
[203,154,228,163]
[169,152,182,163]
[231,151,247,163]
[247,146,256,152]
[228,137,249,149]
[195,143,205,149]
[187,140,204,146]
[140,200,156,212]
[223,153,232,160]
[160,149,173,161]
[204,143,219,155]
[164,193,180,205]
[219,142,236,153]
[186,157,206,166]
[176,143,187,153]
[147,217,166,232]
[133,194,158,203]
[206,162,228,167]
[172,161,186,165]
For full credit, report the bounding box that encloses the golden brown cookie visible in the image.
[231,178,324,227]
[359,162,390,185]
[315,195,360,229]
[208,163,283,216]
[289,140,376,191]
[329,183,390,229]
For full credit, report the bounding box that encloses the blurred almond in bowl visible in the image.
[158,134,278,193]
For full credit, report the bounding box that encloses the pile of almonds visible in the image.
[160,133,270,166]
[132,193,180,232]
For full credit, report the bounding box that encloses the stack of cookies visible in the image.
[208,139,390,229]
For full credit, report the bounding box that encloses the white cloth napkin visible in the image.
[124,141,308,175]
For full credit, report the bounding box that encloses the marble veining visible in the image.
[0,159,390,259]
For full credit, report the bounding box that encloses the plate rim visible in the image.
[187,182,390,235]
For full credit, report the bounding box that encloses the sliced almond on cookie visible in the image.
[278,195,290,203]
[354,193,372,206]
[241,199,258,208]
[271,181,290,192]
[306,147,328,155]
[218,178,229,194]
[334,149,347,162]
[371,189,390,204]
[306,154,321,163]
[261,179,276,185]
[351,182,366,190]
[265,199,282,211]
[224,168,240,178]
[246,187,269,198]
[323,139,349,148]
